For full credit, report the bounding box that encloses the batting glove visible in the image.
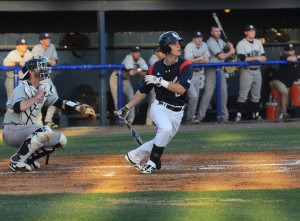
[117,105,130,119]
[144,75,169,88]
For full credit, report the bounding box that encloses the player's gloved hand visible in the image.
[117,105,130,119]
[144,75,169,88]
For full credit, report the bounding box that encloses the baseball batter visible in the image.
[118,31,193,174]
[235,25,266,122]
[184,31,210,123]
[3,38,33,99]
[32,33,59,128]
[109,46,148,124]
[198,26,235,122]
[2,56,95,172]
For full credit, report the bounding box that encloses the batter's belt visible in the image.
[158,101,185,112]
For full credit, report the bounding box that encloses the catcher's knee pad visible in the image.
[28,126,52,152]
[150,145,165,170]
[55,133,67,148]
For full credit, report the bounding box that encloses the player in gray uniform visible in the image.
[198,26,235,122]
[109,46,148,124]
[2,56,92,172]
[184,31,210,123]
[235,25,267,122]
[146,46,165,125]
[32,33,59,128]
[3,38,33,99]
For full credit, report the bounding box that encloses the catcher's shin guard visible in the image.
[149,145,165,170]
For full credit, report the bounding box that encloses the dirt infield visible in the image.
[0,121,300,195]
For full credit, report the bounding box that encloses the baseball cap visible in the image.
[130,46,141,52]
[285,43,295,51]
[39,33,51,40]
[244,25,256,31]
[193,31,203,38]
[16,38,27,45]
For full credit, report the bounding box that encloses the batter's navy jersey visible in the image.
[139,57,193,106]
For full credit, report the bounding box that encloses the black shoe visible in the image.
[8,162,32,172]
[283,114,290,120]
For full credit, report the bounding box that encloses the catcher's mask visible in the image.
[159,31,183,54]
[21,56,52,80]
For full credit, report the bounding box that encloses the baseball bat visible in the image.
[212,12,229,43]
[124,119,144,145]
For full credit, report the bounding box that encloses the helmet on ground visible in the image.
[21,56,51,80]
[158,31,183,54]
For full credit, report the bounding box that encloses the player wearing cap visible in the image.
[3,38,33,99]
[271,44,300,120]
[109,46,148,124]
[198,26,235,122]
[31,33,59,128]
[184,31,210,123]
[118,31,193,174]
[235,25,267,122]
[145,46,165,125]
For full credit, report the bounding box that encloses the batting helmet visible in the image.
[21,56,51,80]
[158,31,183,54]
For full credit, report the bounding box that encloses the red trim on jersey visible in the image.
[179,60,191,74]
[148,64,154,75]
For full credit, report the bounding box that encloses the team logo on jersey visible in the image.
[156,72,161,76]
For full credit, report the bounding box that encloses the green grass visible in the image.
[1,125,300,220]
[1,126,300,157]
[0,189,299,221]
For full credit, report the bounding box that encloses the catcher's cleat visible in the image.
[11,153,40,169]
[125,154,144,170]
[9,162,32,172]
[141,164,156,174]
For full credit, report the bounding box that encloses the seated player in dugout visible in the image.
[2,56,96,172]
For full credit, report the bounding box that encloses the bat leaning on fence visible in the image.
[124,119,144,145]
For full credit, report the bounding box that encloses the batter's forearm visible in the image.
[126,90,147,109]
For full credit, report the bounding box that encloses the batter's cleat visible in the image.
[125,154,144,170]
[9,162,32,172]
[141,165,156,174]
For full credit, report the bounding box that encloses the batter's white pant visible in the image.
[199,68,229,120]
[109,71,135,124]
[127,99,183,163]
[146,89,155,125]
[237,69,262,103]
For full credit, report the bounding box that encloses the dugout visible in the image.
[0,1,300,126]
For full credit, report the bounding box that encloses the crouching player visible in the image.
[2,56,95,172]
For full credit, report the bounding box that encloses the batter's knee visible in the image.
[159,125,172,137]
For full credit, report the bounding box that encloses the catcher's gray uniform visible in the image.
[3,48,33,99]
[198,37,229,121]
[109,53,148,124]
[2,81,63,149]
[184,38,210,122]
[32,43,59,126]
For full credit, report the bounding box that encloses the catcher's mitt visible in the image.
[78,104,96,121]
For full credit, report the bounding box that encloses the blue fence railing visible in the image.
[0,60,295,125]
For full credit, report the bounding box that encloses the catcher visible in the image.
[2,56,96,172]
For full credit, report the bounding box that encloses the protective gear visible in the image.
[9,162,32,172]
[14,126,52,164]
[117,105,130,119]
[77,104,96,121]
[21,56,52,80]
[159,31,183,54]
[149,145,165,170]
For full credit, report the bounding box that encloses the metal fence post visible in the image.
[117,68,123,125]
[216,66,221,123]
